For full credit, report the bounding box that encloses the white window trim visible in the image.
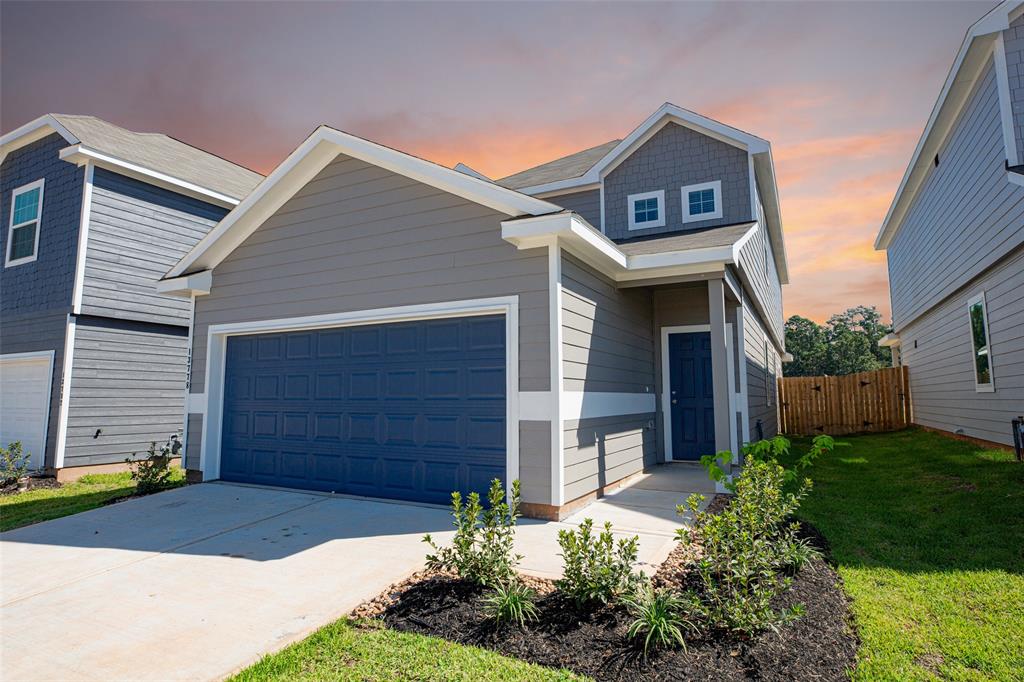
[967,291,995,393]
[627,189,666,231]
[6,178,44,267]
[681,180,723,224]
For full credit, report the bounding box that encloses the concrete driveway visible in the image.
[1,466,710,681]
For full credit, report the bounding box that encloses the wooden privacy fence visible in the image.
[778,366,911,436]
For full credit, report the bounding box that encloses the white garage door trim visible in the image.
[0,350,55,471]
[198,296,520,494]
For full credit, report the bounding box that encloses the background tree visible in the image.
[784,306,892,377]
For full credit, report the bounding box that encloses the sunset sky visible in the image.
[1,1,992,322]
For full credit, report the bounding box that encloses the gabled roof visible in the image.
[496,140,621,190]
[0,114,263,205]
[875,0,1024,250]
[492,103,788,283]
[163,125,563,282]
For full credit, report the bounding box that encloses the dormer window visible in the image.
[627,190,666,230]
[681,180,723,223]
[6,179,44,267]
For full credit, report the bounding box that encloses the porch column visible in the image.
[707,279,732,478]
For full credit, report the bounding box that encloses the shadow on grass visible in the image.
[786,428,1024,575]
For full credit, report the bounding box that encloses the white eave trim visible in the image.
[156,270,213,297]
[165,125,562,279]
[876,0,1021,250]
[501,212,757,284]
[878,333,901,348]
[59,144,241,208]
[0,115,78,164]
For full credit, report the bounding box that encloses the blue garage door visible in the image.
[220,315,506,504]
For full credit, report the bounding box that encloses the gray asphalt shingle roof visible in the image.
[53,114,263,200]
[616,222,755,255]
[495,139,620,190]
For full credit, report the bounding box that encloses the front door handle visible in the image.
[671,399,677,404]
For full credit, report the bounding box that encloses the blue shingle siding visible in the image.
[603,122,751,241]
[0,133,83,317]
[1006,14,1024,162]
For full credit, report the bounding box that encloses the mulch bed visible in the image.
[0,476,60,496]
[354,494,858,681]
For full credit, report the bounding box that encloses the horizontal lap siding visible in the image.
[519,420,552,504]
[81,169,226,325]
[563,415,656,502]
[188,154,551,499]
[898,246,1024,446]
[744,305,779,439]
[64,320,188,466]
[887,59,1024,330]
[559,254,655,501]
[737,224,784,344]
[561,253,655,393]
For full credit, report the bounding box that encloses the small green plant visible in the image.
[623,581,696,658]
[125,435,179,494]
[677,457,818,634]
[1,441,32,484]
[423,479,523,587]
[701,433,834,488]
[481,580,539,627]
[556,518,640,606]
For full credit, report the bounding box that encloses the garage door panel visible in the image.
[220,315,506,504]
[0,354,52,470]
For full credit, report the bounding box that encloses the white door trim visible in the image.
[198,296,520,496]
[660,323,734,462]
[0,350,55,471]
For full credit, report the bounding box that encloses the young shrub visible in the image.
[677,457,815,634]
[623,581,697,658]
[481,580,539,628]
[423,479,523,587]
[556,518,640,606]
[1,441,32,486]
[125,435,179,495]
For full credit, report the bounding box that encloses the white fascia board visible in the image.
[0,115,78,165]
[878,333,901,348]
[167,126,561,279]
[502,212,744,284]
[59,145,240,208]
[752,152,789,283]
[156,270,213,297]
[875,1,1020,250]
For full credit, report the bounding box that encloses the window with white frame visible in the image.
[967,292,994,391]
[681,180,723,223]
[6,179,44,267]
[627,190,666,230]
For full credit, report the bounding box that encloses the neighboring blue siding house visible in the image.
[0,114,261,476]
[876,0,1024,448]
[161,103,789,518]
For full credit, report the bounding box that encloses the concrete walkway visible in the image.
[0,464,711,681]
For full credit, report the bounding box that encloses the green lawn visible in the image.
[231,618,584,682]
[787,429,1024,681]
[0,469,186,532]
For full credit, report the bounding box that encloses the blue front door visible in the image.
[668,331,716,460]
[219,315,506,505]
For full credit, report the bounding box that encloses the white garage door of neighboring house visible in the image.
[0,352,54,471]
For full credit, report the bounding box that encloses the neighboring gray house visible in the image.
[0,114,261,478]
[161,103,788,519]
[876,0,1024,449]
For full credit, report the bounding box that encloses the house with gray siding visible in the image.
[161,102,788,519]
[876,0,1024,449]
[0,114,261,477]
